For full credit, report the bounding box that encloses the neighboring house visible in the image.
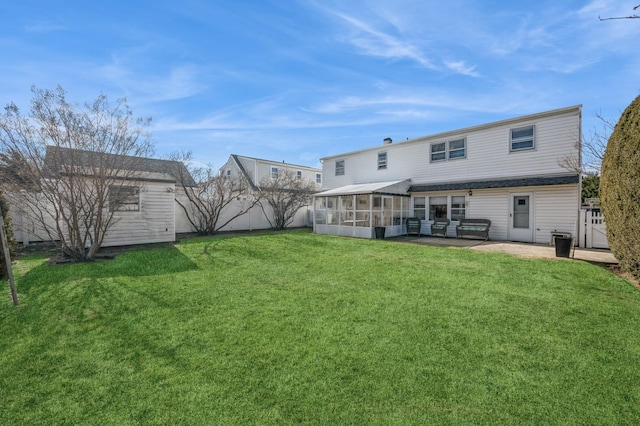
[314,105,582,243]
[10,147,195,247]
[175,154,323,233]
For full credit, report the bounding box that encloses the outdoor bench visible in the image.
[456,218,491,241]
[430,218,450,237]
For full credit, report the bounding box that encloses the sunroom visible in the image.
[313,180,411,238]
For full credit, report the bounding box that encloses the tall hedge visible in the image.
[0,191,17,280]
[600,95,640,280]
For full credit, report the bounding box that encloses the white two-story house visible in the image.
[314,105,581,243]
[175,154,322,233]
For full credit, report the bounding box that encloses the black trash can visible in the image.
[374,226,386,239]
[555,237,572,258]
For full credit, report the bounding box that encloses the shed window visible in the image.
[511,125,535,151]
[109,185,139,212]
[335,160,345,176]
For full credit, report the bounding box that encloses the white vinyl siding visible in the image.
[320,106,580,190]
[102,183,175,247]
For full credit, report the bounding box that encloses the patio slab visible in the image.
[392,235,617,264]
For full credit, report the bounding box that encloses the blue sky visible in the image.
[1,0,639,169]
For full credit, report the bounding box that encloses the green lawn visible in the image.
[2,230,640,425]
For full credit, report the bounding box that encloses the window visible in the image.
[335,160,345,176]
[431,143,446,162]
[511,125,535,151]
[296,170,302,180]
[429,196,447,221]
[451,196,466,221]
[431,139,466,161]
[109,185,139,212]
[226,169,231,177]
[316,173,322,184]
[271,166,279,178]
[378,152,387,170]
[448,138,466,159]
[413,197,426,220]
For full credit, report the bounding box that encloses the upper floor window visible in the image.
[431,139,466,162]
[510,125,535,151]
[109,185,140,212]
[296,170,302,180]
[335,160,345,176]
[448,138,466,159]
[316,173,322,184]
[226,169,231,177]
[378,152,387,170]
[271,166,279,178]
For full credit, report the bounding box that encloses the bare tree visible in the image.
[599,4,640,20]
[258,169,317,230]
[558,113,613,174]
[0,86,153,260]
[169,151,261,235]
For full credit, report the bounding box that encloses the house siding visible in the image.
[101,182,175,247]
[317,106,582,242]
[322,106,581,189]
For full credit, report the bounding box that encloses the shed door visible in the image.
[509,193,533,242]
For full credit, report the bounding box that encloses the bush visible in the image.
[600,95,640,279]
[0,191,17,280]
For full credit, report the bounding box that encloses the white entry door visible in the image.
[509,193,534,242]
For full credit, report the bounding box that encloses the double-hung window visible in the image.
[271,166,279,179]
[431,143,446,162]
[335,160,345,176]
[378,152,387,170]
[431,138,466,162]
[448,138,466,159]
[510,125,535,151]
[296,170,302,180]
[450,196,466,221]
[413,197,426,220]
[316,173,322,184]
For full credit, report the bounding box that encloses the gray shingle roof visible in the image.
[44,146,196,186]
[409,174,579,192]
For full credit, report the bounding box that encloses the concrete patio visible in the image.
[392,235,617,264]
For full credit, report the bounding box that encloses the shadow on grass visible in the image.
[17,244,199,293]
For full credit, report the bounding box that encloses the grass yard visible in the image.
[1,230,640,425]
